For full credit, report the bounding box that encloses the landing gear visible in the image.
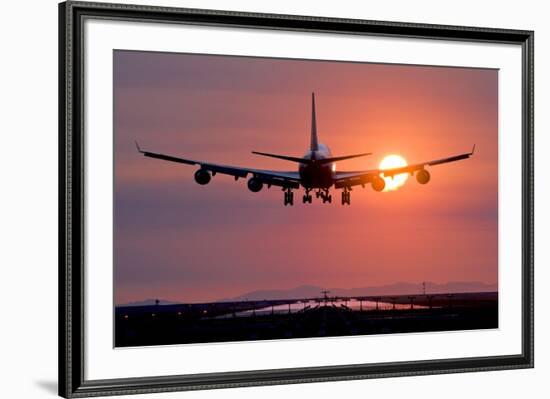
[302,189,313,204]
[341,189,351,205]
[289,188,334,206]
[320,189,332,204]
[283,188,294,206]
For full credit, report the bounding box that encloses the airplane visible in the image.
[136,93,475,206]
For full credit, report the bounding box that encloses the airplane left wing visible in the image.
[334,146,475,189]
[136,142,301,189]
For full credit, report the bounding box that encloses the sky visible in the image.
[114,50,498,304]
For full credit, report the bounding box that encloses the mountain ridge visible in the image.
[217,281,497,302]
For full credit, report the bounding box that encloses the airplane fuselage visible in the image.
[298,143,335,189]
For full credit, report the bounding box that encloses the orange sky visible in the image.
[114,50,498,304]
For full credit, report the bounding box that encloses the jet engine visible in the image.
[416,169,431,184]
[247,177,263,192]
[371,175,386,192]
[194,169,211,185]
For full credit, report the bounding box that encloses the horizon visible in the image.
[114,50,498,304]
[116,280,498,306]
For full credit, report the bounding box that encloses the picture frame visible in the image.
[59,1,534,397]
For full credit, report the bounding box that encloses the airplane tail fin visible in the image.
[310,92,319,151]
[251,93,372,165]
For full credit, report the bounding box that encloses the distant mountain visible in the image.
[219,281,497,302]
[219,285,324,302]
[118,298,180,307]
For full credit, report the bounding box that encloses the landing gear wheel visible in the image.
[284,191,294,206]
[341,191,351,205]
[319,189,331,204]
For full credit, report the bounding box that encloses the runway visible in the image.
[115,291,498,347]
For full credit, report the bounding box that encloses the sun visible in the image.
[379,154,409,191]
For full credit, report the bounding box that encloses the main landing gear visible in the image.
[302,189,313,204]
[283,188,294,206]
[341,188,351,205]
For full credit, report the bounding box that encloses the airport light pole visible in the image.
[321,290,330,307]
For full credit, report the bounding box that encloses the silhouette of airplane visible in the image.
[136,93,474,206]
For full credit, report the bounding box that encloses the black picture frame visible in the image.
[59,1,534,397]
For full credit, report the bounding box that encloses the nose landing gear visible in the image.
[288,188,335,206]
[320,189,332,204]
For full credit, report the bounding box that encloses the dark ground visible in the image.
[115,292,498,347]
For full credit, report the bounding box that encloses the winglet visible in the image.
[471,144,476,155]
[135,140,144,153]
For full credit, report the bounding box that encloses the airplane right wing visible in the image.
[334,146,475,190]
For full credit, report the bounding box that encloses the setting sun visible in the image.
[379,155,409,191]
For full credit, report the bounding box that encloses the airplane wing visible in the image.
[334,146,475,189]
[136,142,301,189]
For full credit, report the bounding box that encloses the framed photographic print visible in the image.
[59,1,534,397]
